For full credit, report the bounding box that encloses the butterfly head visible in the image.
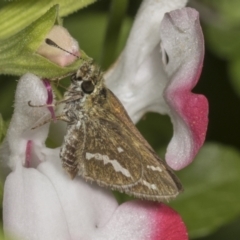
[69,61,106,104]
[44,38,107,104]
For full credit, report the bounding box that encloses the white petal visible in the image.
[3,162,70,240]
[105,0,187,122]
[38,148,119,239]
[5,73,51,170]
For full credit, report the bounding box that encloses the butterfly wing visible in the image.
[60,104,143,187]
[61,88,182,201]
[106,90,183,200]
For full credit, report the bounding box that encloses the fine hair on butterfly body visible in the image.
[43,38,183,202]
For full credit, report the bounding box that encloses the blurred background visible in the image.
[0,0,240,239]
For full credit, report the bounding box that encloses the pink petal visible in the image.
[160,8,208,170]
[95,201,187,240]
[151,203,188,240]
[42,79,56,121]
[37,25,80,67]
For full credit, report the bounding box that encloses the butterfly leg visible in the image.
[31,115,71,129]
[28,94,82,108]
[28,101,54,108]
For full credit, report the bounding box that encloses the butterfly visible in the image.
[33,38,183,202]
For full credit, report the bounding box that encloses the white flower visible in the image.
[1,0,208,239]
[105,1,208,170]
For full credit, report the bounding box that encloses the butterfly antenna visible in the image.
[53,81,69,91]
[45,38,80,59]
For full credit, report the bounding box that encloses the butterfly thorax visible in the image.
[63,62,106,124]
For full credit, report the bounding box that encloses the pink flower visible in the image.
[1,0,208,239]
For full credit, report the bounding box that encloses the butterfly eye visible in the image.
[81,81,95,94]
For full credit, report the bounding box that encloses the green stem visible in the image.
[100,0,128,69]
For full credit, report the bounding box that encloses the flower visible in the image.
[1,0,208,239]
[105,1,208,170]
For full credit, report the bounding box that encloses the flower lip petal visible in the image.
[151,203,188,240]
[5,73,51,170]
[160,8,209,170]
[95,200,188,240]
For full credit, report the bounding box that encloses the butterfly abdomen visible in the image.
[61,124,82,179]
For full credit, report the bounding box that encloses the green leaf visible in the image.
[0,227,19,240]
[169,143,240,238]
[0,5,91,78]
[199,1,240,61]
[205,25,240,98]
[0,0,97,39]
[193,217,240,240]
[205,26,240,60]
[201,0,240,26]
[0,228,4,240]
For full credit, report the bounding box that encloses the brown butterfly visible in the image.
[32,39,183,202]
